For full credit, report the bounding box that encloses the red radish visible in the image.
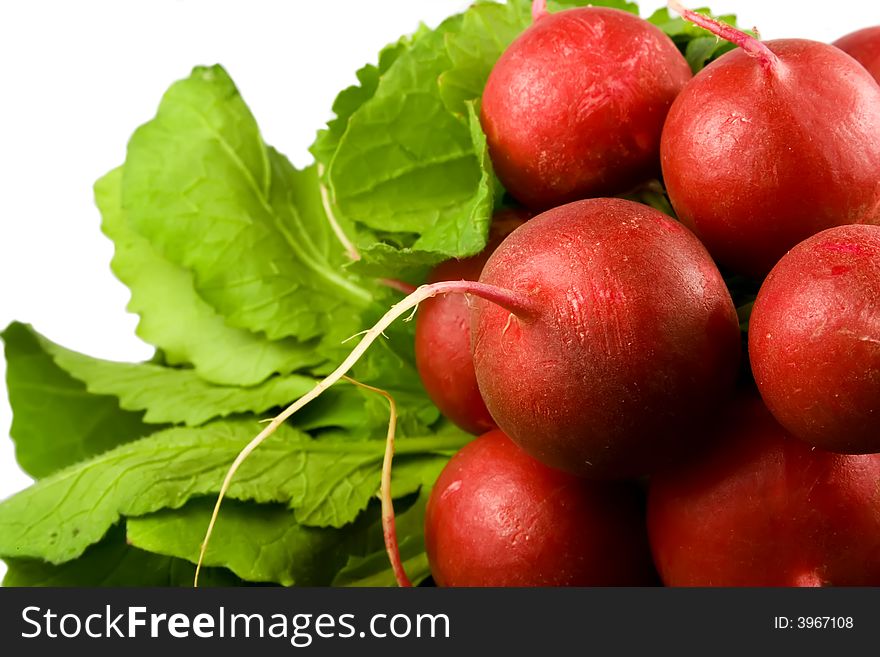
[661,3,880,278]
[425,429,657,586]
[415,262,493,435]
[415,209,529,434]
[834,26,880,82]
[749,225,880,454]
[648,394,880,586]
[197,197,740,575]
[473,198,740,478]
[480,2,691,210]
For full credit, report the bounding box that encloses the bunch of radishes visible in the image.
[200,1,880,587]
[412,2,880,587]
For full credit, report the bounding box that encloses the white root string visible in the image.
[403,305,419,323]
[317,163,361,262]
[194,280,536,587]
[342,376,411,587]
[342,328,389,345]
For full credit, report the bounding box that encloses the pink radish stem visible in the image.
[194,280,536,587]
[667,1,778,71]
[380,278,418,295]
[343,376,411,587]
[532,0,548,22]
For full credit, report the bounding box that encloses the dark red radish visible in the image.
[834,26,880,82]
[473,198,740,478]
[415,209,530,434]
[480,2,691,210]
[425,429,657,587]
[648,394,880,586]
[749,225,880,454]
[199,198,740,574]
[661,3,880,278]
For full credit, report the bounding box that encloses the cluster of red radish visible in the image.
[414,3,880,586]
[196,2,880,588]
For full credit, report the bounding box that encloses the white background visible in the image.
[0,1,876,581]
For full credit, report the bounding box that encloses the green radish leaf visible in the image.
[327,15,465,235]
[98,167,322,386]
[31,324,317,427]
[333,491,434,587]
[332,459,447,587]
[1,322,152,479]
[320,0,644,276]
[123,65,375,342]
[346,245,448,282]
[7,321,414,450]
[647,6,739,38]
[0,420,469,563]
[0,420,307,564]
[127,499,375,586]
[410,102,495,255]
[647,7,743,73]
[619,181,677,218]
[311,35,413,169]
[550,0,638,12]
[438,1,637,118]
[309,36,415,263]
[684,35,735,72]
[10,316,438,465]
[333,539,431,587]
[437,1,532,117]
[440,0,639,115]
[2,525,240,587]
[348,101,495,278]
[326,14,497,271]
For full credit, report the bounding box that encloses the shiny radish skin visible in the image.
[481,7,691,210]
[661,38,880,278]
[749,225,880,454]
[415,257,495,435]
[425,430,657,587]
[834,26,880,82]
[415,210,530,434]
[648,396,880,587]
[472,199,741,478]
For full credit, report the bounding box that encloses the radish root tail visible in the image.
[342,376,411,587]
[194,280,535,587]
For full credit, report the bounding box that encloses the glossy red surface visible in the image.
[425,430,656,586]
[472,198,740,478]
[648,395,880,586]
[835,26,880,82]
[414,210,529,434]
[749,225,880,453]
[661,39,880,278]
[481,7,691,210]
